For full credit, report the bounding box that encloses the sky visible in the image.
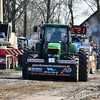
[74,1,97,25]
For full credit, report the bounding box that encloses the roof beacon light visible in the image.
[85,22,87,25]
[85,22,89,28]
[69,21,72,25]
[87,25,89,28]
[41,20,44,23]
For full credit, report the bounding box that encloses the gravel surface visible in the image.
[0,70,100,100]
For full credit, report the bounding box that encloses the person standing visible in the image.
[96,52,100,71]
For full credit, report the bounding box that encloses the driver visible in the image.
[72,34,80,42]
[51,28,61,41]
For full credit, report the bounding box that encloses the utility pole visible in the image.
[23,0,27,37]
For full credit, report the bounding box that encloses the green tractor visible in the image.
[17,37,28,49]
[22,23,89,82]
[17,37,28,67]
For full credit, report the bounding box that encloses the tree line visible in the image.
[3,0,100,38]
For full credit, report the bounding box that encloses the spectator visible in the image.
[90,41,93,47]
[96,52,100,71]
[96,42,99,53]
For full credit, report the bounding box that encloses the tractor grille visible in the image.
[48,49,58,54]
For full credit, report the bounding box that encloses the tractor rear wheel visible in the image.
[79,48,89,81]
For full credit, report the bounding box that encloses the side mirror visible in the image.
[89,36,92,42]
[34,26,37,32]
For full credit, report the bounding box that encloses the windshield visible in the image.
[44,27,67,42]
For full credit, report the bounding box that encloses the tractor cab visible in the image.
[36,23,72,56]
[18,37,28,49]
[43,26,71,54]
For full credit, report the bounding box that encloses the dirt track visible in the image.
[0,70,100,100]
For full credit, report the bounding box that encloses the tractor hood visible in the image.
[48,43,61,49]
[48,43,61,62]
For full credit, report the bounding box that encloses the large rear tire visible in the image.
[79,48,89,81]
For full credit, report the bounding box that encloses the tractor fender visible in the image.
[80,45,92,55]
[70,43,78,54]
[80,45,90,49]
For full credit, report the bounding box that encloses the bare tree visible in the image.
[31,0,64,23]
[3,0,92,38]
[68,0,74,25]
[3,0,29,34]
